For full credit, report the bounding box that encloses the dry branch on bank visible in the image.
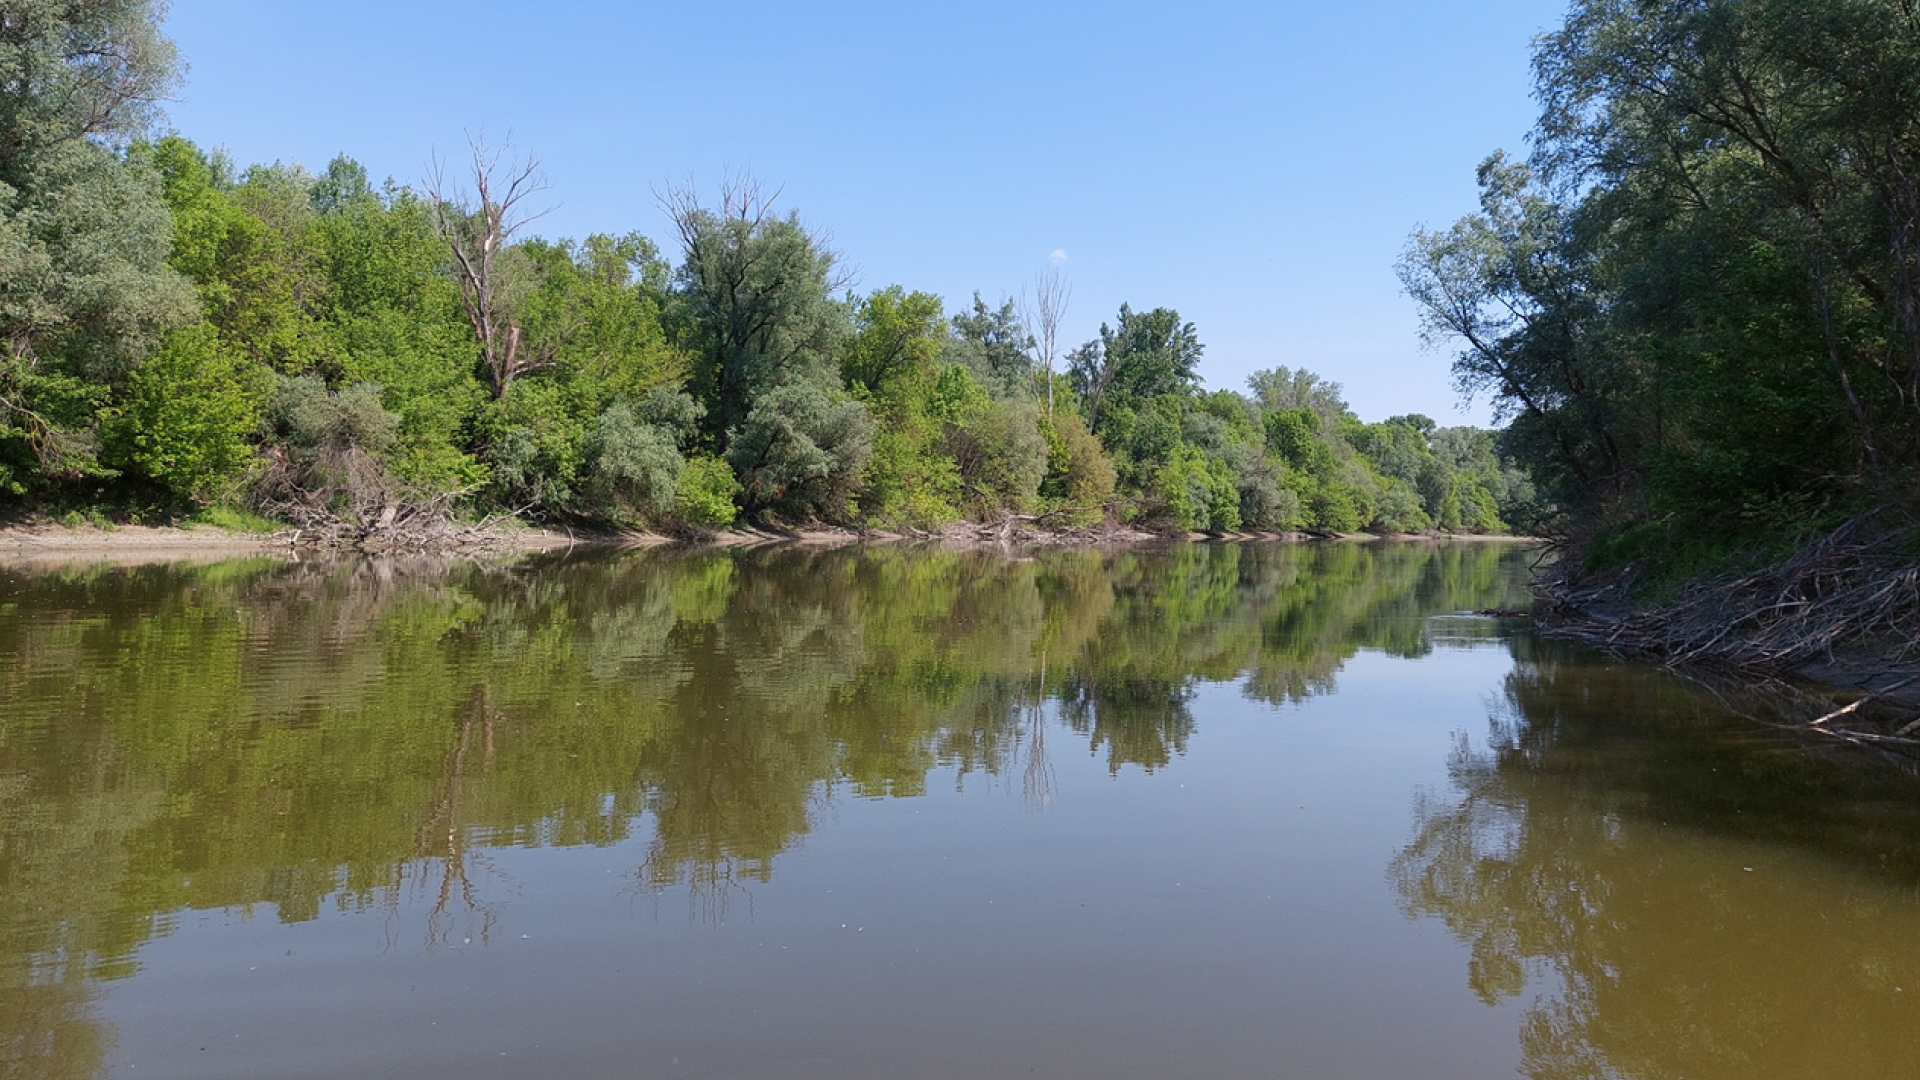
[255,444,527,551]
[970,507,1113,544]
[269,502,529,552]
[1541,514,1920,671]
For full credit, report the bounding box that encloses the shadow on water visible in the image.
[1391,637,1920,1080]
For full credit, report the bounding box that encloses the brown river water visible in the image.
[1,540,1917,1079]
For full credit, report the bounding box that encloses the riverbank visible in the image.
[0,522,575,566]
[0,519,1539,565]
[0,523,291,565]
[1538,515,1920,742]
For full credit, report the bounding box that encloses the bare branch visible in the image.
[422,134,557,398]
[1020,265,1072,416]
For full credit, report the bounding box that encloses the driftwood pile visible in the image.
[256,443,524,551]
[1543,514,1920,670]
[268,498,526,552]
[1542,513,1920,760]
[968,508,1119,545]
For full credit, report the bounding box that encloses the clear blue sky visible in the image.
[161,1,1569,425]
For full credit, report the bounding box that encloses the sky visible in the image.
[159,0,1570,425]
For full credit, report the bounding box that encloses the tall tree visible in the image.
[1020,265,1070,415]
[0,0,179,161]
[845,286,946,394]
[1403,0,1920,549]
[1398,153,1619,511]
[0,0,193,492]
[948,292,1030,389]
[1067,304,1203,434]
[659,175,850,451]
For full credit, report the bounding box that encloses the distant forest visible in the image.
[0,2,1546,536]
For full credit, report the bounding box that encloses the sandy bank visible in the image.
[0,520,1540,566]
[0,523,577,567]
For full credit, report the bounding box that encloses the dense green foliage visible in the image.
[0,0,194,496]
[1402,0,1920,569]
[0,3,1531,533]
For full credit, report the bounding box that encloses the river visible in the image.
[1,540,1916,1078]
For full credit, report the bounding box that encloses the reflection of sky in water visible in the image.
[2,542,1917,1078]
[100,654,1536,1080]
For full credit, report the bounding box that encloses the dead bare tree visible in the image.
[424,135,556,399]
[1020,265,1071,417]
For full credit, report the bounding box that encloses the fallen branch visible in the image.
[1809,674,1920,726]
[1541,513,1920,670]
[972,506,1109,544]
[1668,666,1920,770]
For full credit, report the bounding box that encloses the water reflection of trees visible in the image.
[0,539,1531,1078]
[1392,640,1920,1080]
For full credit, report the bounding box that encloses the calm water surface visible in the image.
[2,541,1919,1079]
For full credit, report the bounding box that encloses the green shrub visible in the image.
[1308,484,1364,533]
[1372,482,1431,534]
[273,375,399,456]
[586,401,683,518]
[677,455,741,528]
[110,324,271,504]
[727,377,875,518]
[949,393,1047,516]
[1040,408,1115,519]
[189,505,281,532]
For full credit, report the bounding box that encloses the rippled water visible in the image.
[1,540,1917,1079]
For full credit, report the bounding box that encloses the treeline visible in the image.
[1,2,1543,535]
[1402,0,1920,573]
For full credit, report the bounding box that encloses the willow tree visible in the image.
[658,177,870,519]
[658,175,850,450]
[0,0,194,492]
